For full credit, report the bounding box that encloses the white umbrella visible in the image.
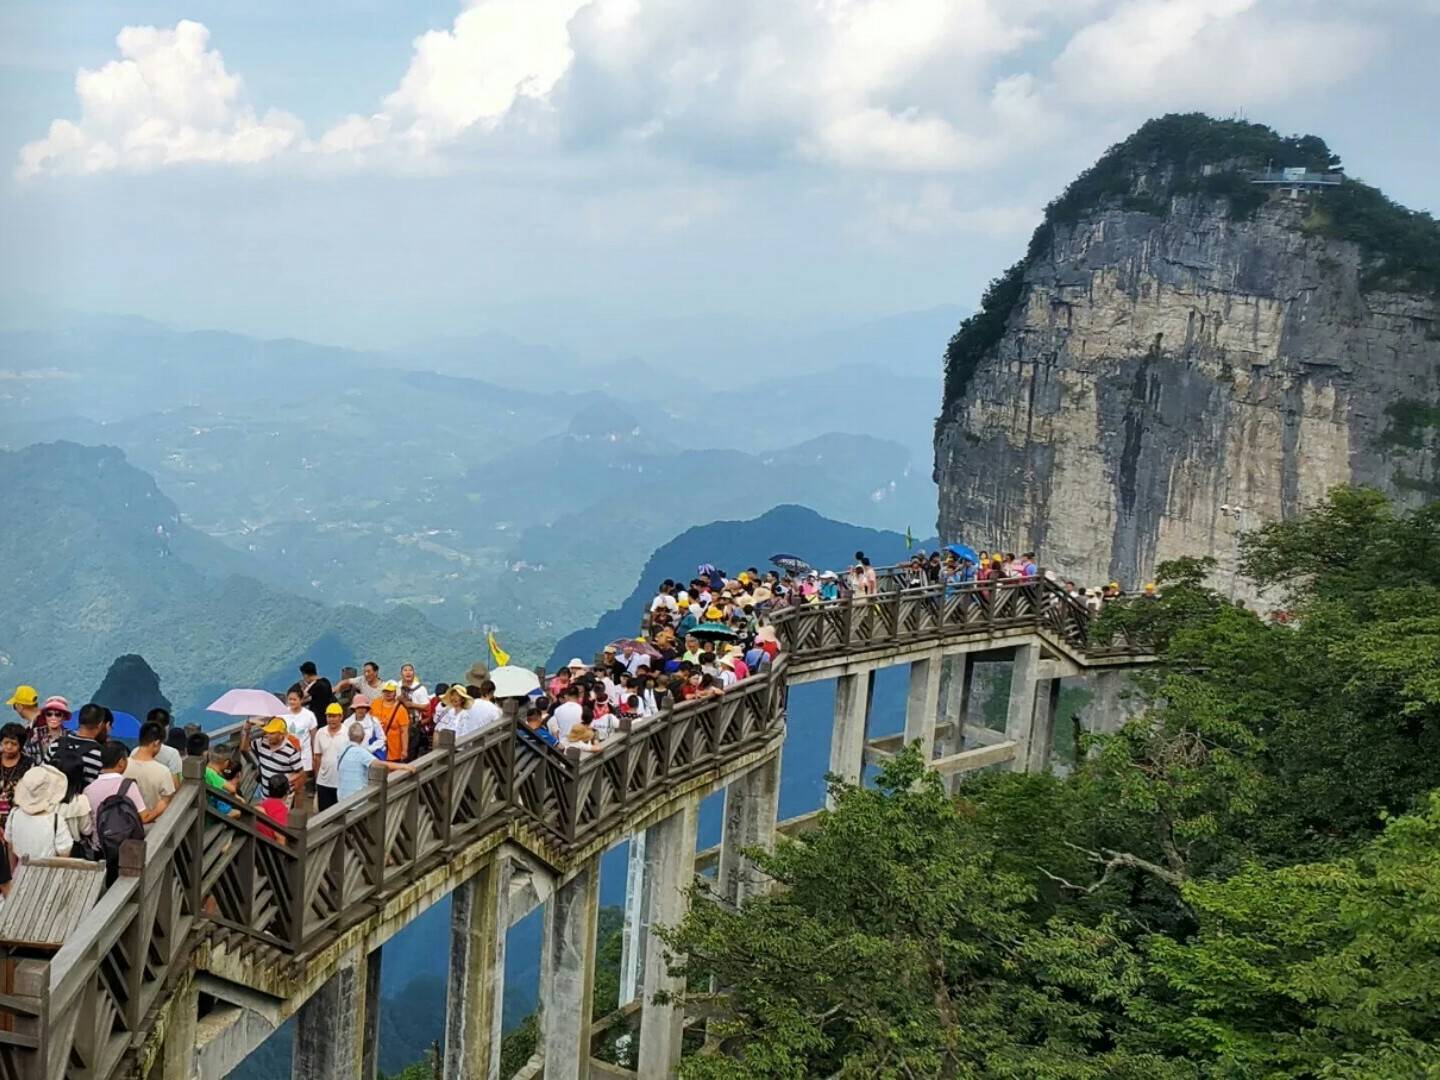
[489,665,541,699]
[207,688,289,717]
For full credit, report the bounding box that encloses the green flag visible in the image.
[904,525,914,551]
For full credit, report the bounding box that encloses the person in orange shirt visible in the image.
[369,681,410,763]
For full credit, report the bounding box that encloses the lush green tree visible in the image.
[660,490,1440,1078]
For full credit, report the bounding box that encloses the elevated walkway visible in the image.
[0,575,1152,1080]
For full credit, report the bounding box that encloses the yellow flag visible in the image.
[487,630,510,668]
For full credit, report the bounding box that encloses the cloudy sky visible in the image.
[2,0,1435,351]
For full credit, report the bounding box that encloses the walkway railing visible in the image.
[0,572,1145,1080]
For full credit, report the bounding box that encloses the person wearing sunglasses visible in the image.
[24,696,71,763]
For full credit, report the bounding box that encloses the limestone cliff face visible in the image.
[934,183,1440,598]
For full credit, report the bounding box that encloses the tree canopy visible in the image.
[662,488,1440,1079]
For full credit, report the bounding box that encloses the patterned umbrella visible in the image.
[770,553,812,574]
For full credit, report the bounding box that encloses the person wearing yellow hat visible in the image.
[6,686,40,728]
[313,702,349,809]
[240,716,304,803]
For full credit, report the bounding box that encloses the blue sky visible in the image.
[2,0,1436,351]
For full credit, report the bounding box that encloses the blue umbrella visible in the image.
[946,543,980,564]
[65,709,142,740]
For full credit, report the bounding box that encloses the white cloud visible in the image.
[1052,0,1382,106]
[859,181,1042,241]
[17,20,303,179]
[16,1,1403,180]
[320,0,587,159]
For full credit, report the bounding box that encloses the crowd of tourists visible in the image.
[0,547,1151,897]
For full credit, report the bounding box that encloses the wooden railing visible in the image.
[0,569,1148,1080]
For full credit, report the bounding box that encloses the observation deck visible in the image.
[0,574,1153,1080]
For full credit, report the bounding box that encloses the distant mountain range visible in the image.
[0,313,944,644]
[0,441,520,720]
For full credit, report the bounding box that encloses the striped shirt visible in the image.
[251,737,302,796]
[44,734,104,789]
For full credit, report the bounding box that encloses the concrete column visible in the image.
[1027,677,1062,773]
[828,671,873,806]
[904,654,943,761]
[158,976,199,1080]
[937,653,974,793]
[638,798,700,1080]
[444,860,510,1080]
[717,752,781,908]
[618,832,649,1007]
[294,946,374,1079]
[540,860,600,1080]
[1004,642,1042,772]
[361,949,382,1080]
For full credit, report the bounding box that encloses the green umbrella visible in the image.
[690,621,740,641]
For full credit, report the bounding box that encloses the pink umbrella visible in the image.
[207,688,289,717]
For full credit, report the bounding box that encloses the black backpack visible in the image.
[50,736,91,801]
[96,778,146,877]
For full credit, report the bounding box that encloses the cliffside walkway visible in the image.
[0,575,1153,1080]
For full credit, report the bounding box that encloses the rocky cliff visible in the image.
[934,115,1440,597]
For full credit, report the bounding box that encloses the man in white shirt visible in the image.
[549,686,584,742]
[313,704,348,811]
[398,663,431,712]
[649,581,678,618]
[461,680,502,738]
[284,689,319,775]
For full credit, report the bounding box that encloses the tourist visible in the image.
[313,704,348,811]
[44,702,111,794]
[561,722,603,754]
[0,722,32,827]
[523,705,558,746]
[466,680,503,736]
[550,685,585,742]
[123,722,177,818]
[254,774,291,843]
[241,717,304,803]
[336,661,384,706]
[297,660,337,721]
[398,663,430,712]
[146,708,185,778]
[370,681,410,763]
[434,685,473,737]
[336,723,415,801]
[349,698,387,757]
[23,696,69,763]
[283,688,319,777]
[192,734,239,819]
[7,764,74,870]
[333,665,360,711]
[6,685,40,730]
[85,745,149,880]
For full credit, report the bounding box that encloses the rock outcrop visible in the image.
[934,115,1440,598]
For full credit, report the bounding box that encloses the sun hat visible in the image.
[717,654,736,669]
[13,764,68,815]
[263,718,288,734]
[325,703,344,717]
[464,661,490,686]
[567,657,589,670]
[353,699,371,711]
[40,695,72,716]
[5,685,38,708]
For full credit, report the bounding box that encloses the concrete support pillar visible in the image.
[1005,642,1042,772]
[361,949,382,1080]
[158,976,199,1080]
[937,653,974,793]
[638,798,700,1080]
[828,671,873,806]
[717,752,781,908]
[618,832,649,1007]
[444,860,510,1080]
[904,654,942,761]
[1028,677,1062,774]
[294,946,377,1080]
[540,860,600,1080]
